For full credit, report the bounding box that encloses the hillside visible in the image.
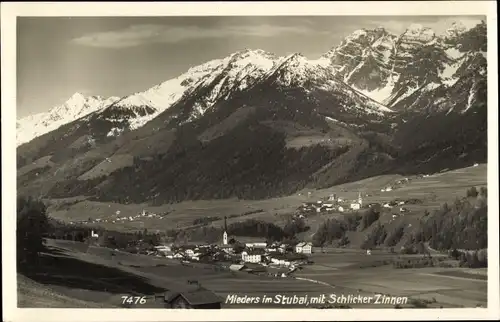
[16,20,488,206]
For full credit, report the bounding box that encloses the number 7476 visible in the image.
[121,296,147,305]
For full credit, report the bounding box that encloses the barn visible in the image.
[158,287,223,309]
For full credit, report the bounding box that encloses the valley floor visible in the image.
[17,164,488,308]
[18,239,487,309]
[46,164,487,238]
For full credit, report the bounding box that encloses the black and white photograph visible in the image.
[2,1,498,321]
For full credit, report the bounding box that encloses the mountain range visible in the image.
[16,21,487,205]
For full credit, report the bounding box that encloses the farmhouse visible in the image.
[295,242,312,254]
[160,288,223,309]
[350,203,361,210]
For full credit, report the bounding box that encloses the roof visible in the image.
[246,248,265,255]
[296,242,306,247]
[229,264,246,271]
[164,288,222,306]
[242,263,267,272]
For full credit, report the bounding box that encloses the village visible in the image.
[139,217,314,279]
[83,174,433,272]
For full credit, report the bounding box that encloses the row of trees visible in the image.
[169,217,310,245]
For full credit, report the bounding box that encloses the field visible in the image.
[18,239,335,308]
[45,164,487,238]
[18,164,488,308]
[18,239,487,309]
[296,251,487,308]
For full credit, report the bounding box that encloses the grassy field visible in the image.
[44,164,487,243]
[296,252,487,308]
[18,239,336,308]
[17,238,487,309]
[17,274,113,308]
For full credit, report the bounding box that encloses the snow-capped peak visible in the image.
[17,93,119,146]
[66,92,86,104]
[346,29,368,42]
[402,24,435,42]
[446,21,467,38]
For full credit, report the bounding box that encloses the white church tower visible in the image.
[358,192,363,207]
[222,216,228,245]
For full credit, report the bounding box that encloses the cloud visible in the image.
[71,23,316,48]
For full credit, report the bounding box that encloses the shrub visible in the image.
[17,196,50,265]
[466,186,479,198]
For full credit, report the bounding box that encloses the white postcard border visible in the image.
[2,1,498,321]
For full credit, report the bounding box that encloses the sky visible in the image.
[17,15,485,118]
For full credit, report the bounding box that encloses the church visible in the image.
[350,192,363,210]
[220,216,233,253]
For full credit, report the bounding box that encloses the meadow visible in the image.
[45,164,487,236]
[18,238,487,309]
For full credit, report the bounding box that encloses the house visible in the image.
[160,250,174,257]
[270,255,292,266]
[242,263,267,273]
[160,287,223,309]
[338,206,344,212]
[241,250,263,263]
[350,203,361,210]
[155,245,172,252]
[229,264,246,271]
[167,252,184,259]
[185,249,195,257]
[383,203,392,209]
[245,242,267,249]
[219,244,234,254]
[295,242,312,254]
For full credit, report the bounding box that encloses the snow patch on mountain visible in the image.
[440,61,461,86]
[354,81,396,104]
[17,93,119,146]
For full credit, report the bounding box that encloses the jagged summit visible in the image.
[445,21,468,38]
[17,20,486,146]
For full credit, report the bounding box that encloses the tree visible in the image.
[233,242,245,254]
[450,249,460,260]
[467,186,479,198]
[17,196,49,265]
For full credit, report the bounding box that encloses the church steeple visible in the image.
[223,216,228,245]
[358,192,363,206]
